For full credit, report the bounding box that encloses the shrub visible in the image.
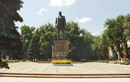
[105,60,109,63]
[99,60,109,63]
[114,61,118,64]
[121,59,130,65]
[0,58,10,69]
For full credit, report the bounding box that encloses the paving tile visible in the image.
[0,62,130,74]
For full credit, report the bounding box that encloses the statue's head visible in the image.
[59,11,62,16]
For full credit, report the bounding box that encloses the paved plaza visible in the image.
[0,62,130,82]
[0,62,130,74]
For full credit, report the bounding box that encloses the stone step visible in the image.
[0,73,130,78]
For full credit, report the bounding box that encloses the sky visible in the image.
[15,0,130,35]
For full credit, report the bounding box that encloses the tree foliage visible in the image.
[20,25,36,60]
[103,14,130,59]
[0,0,23,59]
[20,22,94,61]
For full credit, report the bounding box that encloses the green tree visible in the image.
[38,23,56,60]
[65,22,93,61]
[20,25,35,59]
[101,29,110,60]
[82,31,93,61]
[0,0,23,59]
[27,31,40,61]
[104,14,130,59]
[92,35,102,60]
[122,14,130,56]
[105,18,122,58]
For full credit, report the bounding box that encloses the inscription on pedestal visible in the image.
[52,40,69,59]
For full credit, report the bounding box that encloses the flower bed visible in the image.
[52,60,72,64]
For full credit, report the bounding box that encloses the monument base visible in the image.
[52,40,69,60]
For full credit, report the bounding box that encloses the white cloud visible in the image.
[49,0,76,7]
[75,17,92,23]
[64,0,76,6]
[38,8,48,15]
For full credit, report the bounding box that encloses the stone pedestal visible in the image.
[52,40,69,60]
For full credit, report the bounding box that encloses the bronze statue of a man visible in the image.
[55,11,66,39]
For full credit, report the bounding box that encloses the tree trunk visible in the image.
[123,41,128,55]
[117,43,122,57]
